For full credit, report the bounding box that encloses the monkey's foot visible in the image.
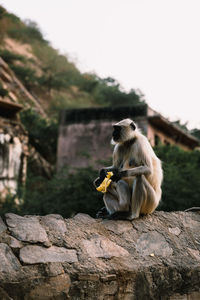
[96,207,110,219]
[108,211,130,220]
[126,213,139,221]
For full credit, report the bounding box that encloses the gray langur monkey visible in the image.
[94,118,163,220]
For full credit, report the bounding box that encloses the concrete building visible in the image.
[57,105,199,170]
[0,100,28,200]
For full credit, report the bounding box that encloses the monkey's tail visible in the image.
[184,207,200,212]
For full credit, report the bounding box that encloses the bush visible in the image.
[0,49,26,64]
[2,145,200,217]
[155,145,200,211]
[8,20,47,44]
[0,167,103,218]
[20,109,58,163]
[10,65,37,90]
[93,77,144,107]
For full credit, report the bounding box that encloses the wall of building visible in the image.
[147,123,192,151]
[0,117,28,200]
[57,117,148,170]
[57,107,198,171]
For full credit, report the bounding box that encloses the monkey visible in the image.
[94,118,163,220]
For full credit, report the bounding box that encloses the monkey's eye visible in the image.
[113,125,121,131]
[130,122,136,130]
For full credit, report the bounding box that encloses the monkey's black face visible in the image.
[112,125,122,142]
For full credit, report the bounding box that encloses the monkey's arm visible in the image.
[110,165,151,182]
[123,165,152,177]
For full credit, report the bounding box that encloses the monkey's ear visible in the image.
[130,122,136,130]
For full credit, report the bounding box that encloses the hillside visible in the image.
[0,5,144,120]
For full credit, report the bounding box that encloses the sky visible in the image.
[1,0,200,129]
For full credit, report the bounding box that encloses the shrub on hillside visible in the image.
[8,20,47,44]
[10,65,37,90]
[0,49,26,64]
[93,77,144,107]
[20,109,58,163]
[155,145,200,211]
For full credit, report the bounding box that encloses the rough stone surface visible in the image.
[0,243,21,281]
[24,273,71,300]
[0,217,7,234]
[136,231,173,256]
[82,236,129,258]
[20,245,78,264]
[0,211,199,300]
[5,213,50,246]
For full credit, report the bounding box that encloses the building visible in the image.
[0,100,28,200]
[57,105,199,170]
[0,57,30,200]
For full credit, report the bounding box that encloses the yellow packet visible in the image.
[96,171,113,193]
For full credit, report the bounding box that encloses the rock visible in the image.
[0,243,21,281]
[45,262,64,277]
[0,287,12,300]
[102,219,133,234]
[0,211,199,300]
[41,214,67,235]
[24,273,71,300]
[0,217,7,234]
[20,245,78,264]
[9,236,23,249]
[169,227,181,236]
[5,213,50,246]
[81,236,129,258]
[136,231,173,257]
[73,213,97,224]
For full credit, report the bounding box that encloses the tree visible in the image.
[93,77,144,107]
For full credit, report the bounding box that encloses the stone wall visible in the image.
[0,211,199,299]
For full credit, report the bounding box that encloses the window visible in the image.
[155,135,161,146]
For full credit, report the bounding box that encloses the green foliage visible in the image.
[155,145,200,211]
[33,43,81,93]
[1,167,102,218]
[172,119,189,133]
[0,6,6,19]
[0,194,19,216]
[2,144,200,217]
[78,73,98,93]
[0,49,26,64]
[10,65,37,90]
[21,167,102,217]
[190,128,200,140]
[8,19,47,44]
[0,82,8,97]
[4,10,21,24]
[93,77,144,107]
[20,109,58,163]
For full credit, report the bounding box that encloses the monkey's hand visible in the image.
[99,168,106,177]
[99,168,118,178]
[111,170,127,182]
[93,177,102,188]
